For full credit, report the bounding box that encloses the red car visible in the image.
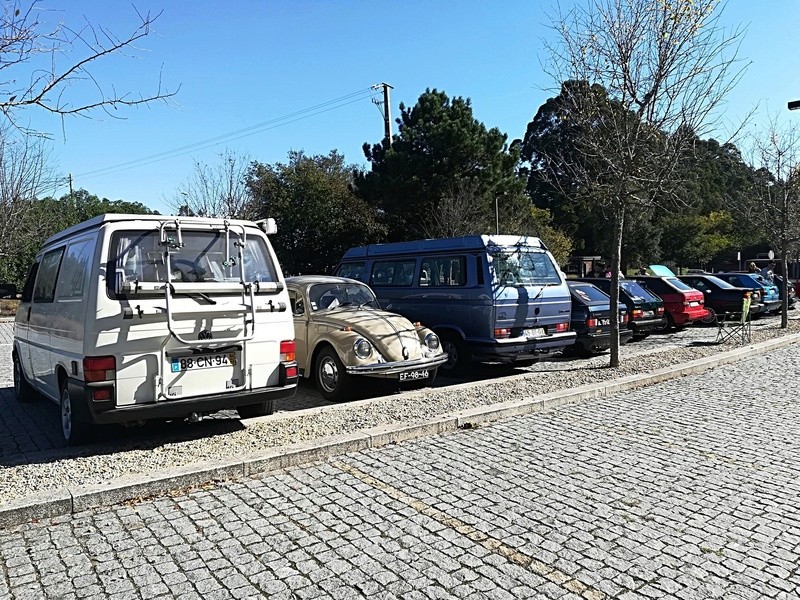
[631,275,708,331]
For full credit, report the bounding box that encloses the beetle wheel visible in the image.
[315,346,351,402]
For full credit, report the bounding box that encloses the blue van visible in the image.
[335,235,576,372]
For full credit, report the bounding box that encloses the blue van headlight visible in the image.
[424,333,440,351]
[353,338,373,359]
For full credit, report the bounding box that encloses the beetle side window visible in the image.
[33,248,65,303]
[57,238,94,300]
[422,256,466,287]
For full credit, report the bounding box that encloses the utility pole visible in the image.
[69,173,73,195]
[371,82,393,143]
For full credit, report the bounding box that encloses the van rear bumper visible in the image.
[69,379,297,425]
[471,331,577,363]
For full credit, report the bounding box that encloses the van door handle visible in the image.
[559,308,570,313]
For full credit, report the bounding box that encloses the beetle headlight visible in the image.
[353,338,373,360]
[424,333,440,351]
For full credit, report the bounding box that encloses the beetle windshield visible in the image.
[309,282,379,311]
[490,246,561,285]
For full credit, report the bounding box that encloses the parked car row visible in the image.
[10,216,782,447]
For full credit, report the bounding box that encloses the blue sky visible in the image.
[22,0,800,214]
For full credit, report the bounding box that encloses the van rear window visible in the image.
[490,247,561,285]
[109,229,278,295]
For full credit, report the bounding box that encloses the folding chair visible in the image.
[715,295,752,344]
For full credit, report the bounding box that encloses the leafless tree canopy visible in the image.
[745,118,800,326]
[170,149,255,219]
[541,0,746,365]
[0,0,177,135]
[0,126,55,259]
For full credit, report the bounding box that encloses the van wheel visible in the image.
[13,354,35,402]
[60,386,93,446]
[237,400,274,419]
[315,347,351,402]
[440,334,470,375]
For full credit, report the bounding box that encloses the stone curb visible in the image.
[2,332,798,529]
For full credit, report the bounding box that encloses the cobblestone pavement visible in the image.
[0,316,788,459]
[2,342,799,599]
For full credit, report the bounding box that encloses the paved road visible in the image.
[2,341,799,598]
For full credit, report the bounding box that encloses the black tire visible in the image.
[236,400,275,419]
[440,333,471,375]
[315,346,351,402]
[12,353,36,403]
[700,306,717,325]
[654,314,674,333]
[60,385,93,447]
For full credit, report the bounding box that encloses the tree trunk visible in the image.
[609,204,625,368]
[781,246,789,329]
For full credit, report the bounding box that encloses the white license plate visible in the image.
[171,352,238,373]
[642,310,654,317]
[597,318,610,326]
[689,301,700,307]
[399,369,429,382]
[523,328,545,338]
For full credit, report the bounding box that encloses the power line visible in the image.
[73,87,381,181]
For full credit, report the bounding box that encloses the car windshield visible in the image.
[569,283,609,304]
[665,277,695,292]
[309,282,379,311]
[490,246,561,285]
[704,275,736,289]
[110,229,278,294]
[620,280,660,302]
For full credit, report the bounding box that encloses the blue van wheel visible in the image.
[441,334,470,374]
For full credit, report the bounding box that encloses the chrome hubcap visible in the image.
[319,357,339,393]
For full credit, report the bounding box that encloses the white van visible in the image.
[12,214,298,445]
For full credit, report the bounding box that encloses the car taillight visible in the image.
[620,313,629,324]
[656,307,665,315]
[586,318,597,328]
[631,309,643,319]
[284,364,298,379]
[552,322,569,333]
[494,328,511,338]
[280,340,296,362]
[83,356,116,382]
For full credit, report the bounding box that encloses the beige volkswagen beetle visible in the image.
[286,275,448,401]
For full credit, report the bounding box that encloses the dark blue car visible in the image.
[567,281,632,355]
[714,272,780,315]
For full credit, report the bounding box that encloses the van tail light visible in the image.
[279,340,298,386]
[494,328,511,339]
[552,322,569,333]
[83,356,116,383]
[280,340,296,362]
[631,309,643,319]
[586,318,597,328]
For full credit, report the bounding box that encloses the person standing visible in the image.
[760,261,776,282]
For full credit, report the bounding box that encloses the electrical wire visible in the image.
[73,87,381,181]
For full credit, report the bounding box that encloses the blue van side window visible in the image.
[422,256,466,287]
[337,261,365,280]
[371,260,416,286]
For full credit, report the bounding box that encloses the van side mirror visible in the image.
[256,218,277,235]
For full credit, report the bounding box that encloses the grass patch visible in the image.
[0,299,19,317]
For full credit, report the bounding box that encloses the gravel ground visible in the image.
[2,317,799,506]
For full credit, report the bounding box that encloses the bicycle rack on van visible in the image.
[120,218,286,401]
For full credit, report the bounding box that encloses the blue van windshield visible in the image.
[490,247,561,285]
